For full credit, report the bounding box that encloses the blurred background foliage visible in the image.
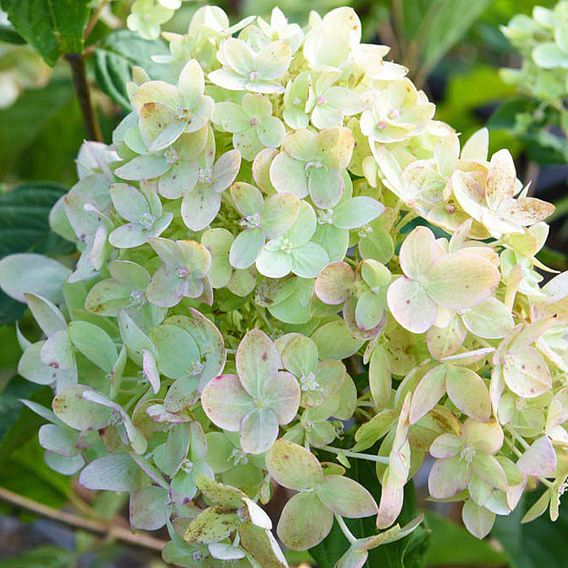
[0,0,566,567]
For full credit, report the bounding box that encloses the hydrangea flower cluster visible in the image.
[501,1,568,126]
[0,5,566,564]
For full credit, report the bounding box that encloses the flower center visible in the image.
[249,117,258,127]
[230,448,248,466]
[305,160,323,172]
[304,419,314,431]
[317,208,334,225]
[316,95,326,105]
[188,360,204,376]
[240,213,261,229]
[176,266,189,278]
[300,371,320,391]
[278,238,294,254]
[358,225,373,238]
[388,108,399,120]
[164,147,179,165]
[377,120,387,130]
[176,107,193,121]
[198,167,214,184]
[248,71,258,81]
[181,459,193,473]
[128,289,146,307]
[460,446,476,464]
[139,212,155,229]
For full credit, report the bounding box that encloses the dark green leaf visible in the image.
[0,0,90,65]
[1,546,74,568]
[0,181,74,323]
[493,492,568,568]
[426,512,507,566]
[93,30,171,110]
[0,182,72,256]
[0,78,84,182]
[489,98,539,131]
[401,0,491,72]
[0,23,26,44]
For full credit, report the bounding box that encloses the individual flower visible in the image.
[277,333,346,409]
[228,182,300,269]
[303,7,362,70]
[251,7,305,54]
[61,173,114,282]
[212,94,285,161]
[361,79,435,144]
[201,329,301,454]
[84,260,164,330]
[387,226,501,334]
[316,259,391,337]
[452,149,555,237]
[18,294,77,391]
[127,0,175,40]
[283,72,310,129]
[146,238,212,308]
[306,70,366,129]
[130,59,214,152]
[208,38,291,94]
[428,419,508,502]
[270,127,355,209]
[108,182,173,249]
[255,201,330,279]
[266,439,378,549]
[180,149,241,231]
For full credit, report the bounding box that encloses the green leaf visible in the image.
[0,546,74,568]
[0,23,26,44]
[493,493,568,568]
[0,0,90,65]
[400,0,491,72]
[426,512,506,566]
[94,30,171,110]
[0,78,84,183]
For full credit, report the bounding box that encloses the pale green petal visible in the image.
[240,408,279,454]
[332,197,385,230]
[201,374,254,431]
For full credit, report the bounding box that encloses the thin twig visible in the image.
[65,53,103,142]
[0,486,166,552]
[84,0,111,39]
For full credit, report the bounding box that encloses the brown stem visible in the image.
[0,486,166,552]
[65,53,103,142]
[84,0,111,39]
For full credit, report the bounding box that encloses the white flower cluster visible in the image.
[0,5,566,565]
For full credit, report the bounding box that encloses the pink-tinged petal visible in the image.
[409,365,446,424]
[399,226,442,281]
[517,436,557,477]
[376,471,404,529]
[142,349,160,394]
[277,491,333,551]
[445,366,491,422]
[428,457,471,499]
[240,408,279,454]
[387,277,437,334]
[462,500,495,539]
[502,347,552,399]
[426,250,500,311]
[316,475,378,518]
[430,433,463,459]
[236,328,280,399]
[463,419,504,455]
[265,371,301,425]
[201,374,254,431]
[315,261,355,305]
